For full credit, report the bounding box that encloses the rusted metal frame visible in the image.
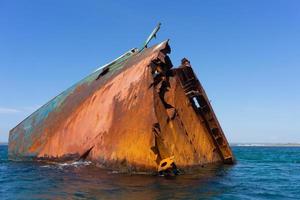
[190,90,232,162]
[174,69,224,161]
[191,77,234,163]
[152,54,233,165]
[175,66,233,164]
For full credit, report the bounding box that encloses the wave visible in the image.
[41,160,92,169]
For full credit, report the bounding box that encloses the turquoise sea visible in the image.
[1,145,300,199]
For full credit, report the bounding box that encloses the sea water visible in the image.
[1,145,300,199]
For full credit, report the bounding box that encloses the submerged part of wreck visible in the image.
[9,25,234,174]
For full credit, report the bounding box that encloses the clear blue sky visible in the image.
[1,0,300,143]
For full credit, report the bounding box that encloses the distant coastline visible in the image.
[1,142,300,147]
[231,143,300,147]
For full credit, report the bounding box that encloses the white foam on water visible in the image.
[41,161,92,169]
[58,161,91,167]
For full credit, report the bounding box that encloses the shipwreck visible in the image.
[9,24,234,175]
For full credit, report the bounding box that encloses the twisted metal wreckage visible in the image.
[9,24,234,175]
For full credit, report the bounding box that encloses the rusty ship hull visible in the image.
[9,40,234,173]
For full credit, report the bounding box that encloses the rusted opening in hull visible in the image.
[96,67,110,80]
[78,146,94,161]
